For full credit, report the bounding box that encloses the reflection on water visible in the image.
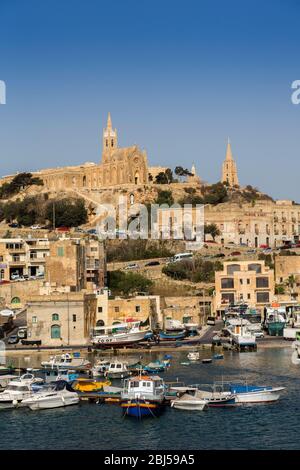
[1,347,300,450]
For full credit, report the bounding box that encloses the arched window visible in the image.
[11,297,20,304]
[52,313,59,321]
[227,264,241,275]
[51,324,61,339]
[96,320,105,327]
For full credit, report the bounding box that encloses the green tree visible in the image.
[46,198,87,227]
[155,189,174,206]
[107,270,153,295]
[204,223,221,241]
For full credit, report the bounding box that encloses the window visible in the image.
[248,263,262,274]
[247,279,250,285]
[115,307,119,313]
[51,324,61,339]
[0,256,3,262]
[11,297,20,304]
[98,306,103,313]
[256,292,270,303]
[52,313,59,321]
[72,314,76,322]
[135,306,141,313]
[32,316,37,323]
[221,293,235,304]
[256,277,269,288]
[247,294,251,300]
[0,269,4,280]
[221,278,234,289]
[57,247,64,257]
[240,279,243,285]
[227,264,241,275]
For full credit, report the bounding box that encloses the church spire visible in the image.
[225,137,233,161]
[107,112,112,129]
[102,112,118,162]
[221,138,239,187]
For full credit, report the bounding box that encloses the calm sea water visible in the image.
[0,346,299,450]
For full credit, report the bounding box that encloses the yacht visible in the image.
[121,374,165,417]
[0,374,42,409]
[22,380,79,410]
[41,353,91,370]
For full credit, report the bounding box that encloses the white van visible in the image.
[172,252,193,263]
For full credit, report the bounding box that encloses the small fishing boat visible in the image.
[121,375,165,418]
[41,353,91,371]
[105,361,131,379]
[228,382,285,403]
[143,359,170,373]
[159,331,187,341]
[189,384,236,407]
[73,378,111,392]
[187,352,200,361]
[91,360,110,377]
[213,354,224,360]
[171,390,207,411]
[22,381,79,410]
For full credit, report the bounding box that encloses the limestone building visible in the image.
[214,260,275,315]
[221,139,239,187]
[4,113,149,192]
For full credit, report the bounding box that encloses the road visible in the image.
[198,320,223,344]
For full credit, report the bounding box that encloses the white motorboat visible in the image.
[187,351,200,361]
[22,380,79,410]
[171,390,207,411]
[0,373,42,409]
[91,321,149,348]
[105,361,131,379]
[41,353,91,370]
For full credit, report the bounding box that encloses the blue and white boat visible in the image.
[121,375,165,418]
[143,358,170,373]
[228,382,285,403]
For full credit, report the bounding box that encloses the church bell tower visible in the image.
[102,112,118,161]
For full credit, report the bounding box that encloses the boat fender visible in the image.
[13,399,18,407]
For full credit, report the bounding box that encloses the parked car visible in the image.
[254,331,265,339]
[7,335,19,344]
[10,273,20,281]
[206,316,216,326]
[145,260,160,267]
[259,244,269,249]
[246,249,256,254]
[124,263,139,270]
[231,251,241,256]
[8,222,21,228]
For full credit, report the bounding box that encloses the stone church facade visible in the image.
[5,113,149,192]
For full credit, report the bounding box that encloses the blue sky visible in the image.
[0,0,300,200]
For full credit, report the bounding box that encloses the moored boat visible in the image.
[22,380,79,410]
[105,361,131,379]
[187,351,200,361]
[171,390,207,411]
[228,383,285,403]
[121,374,165,418]
[73,378,111,392]
[41,353,91,371]
[91,321,149,349]
[0,374,43,409]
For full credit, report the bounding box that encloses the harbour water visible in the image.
[0,346,299,450]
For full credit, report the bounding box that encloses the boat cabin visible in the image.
[122,375,165,400]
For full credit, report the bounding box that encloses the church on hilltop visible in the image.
[0,113,239,191]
